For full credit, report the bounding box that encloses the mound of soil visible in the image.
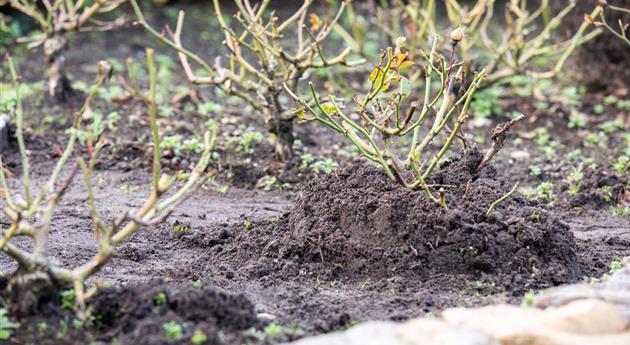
[265,151,582,294]
[4,280,259,345]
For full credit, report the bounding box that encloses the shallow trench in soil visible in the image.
[1,152,628,344]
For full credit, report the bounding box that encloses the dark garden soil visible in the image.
[1,149,628,345]
[260,153,582,289]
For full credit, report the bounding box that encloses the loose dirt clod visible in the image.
[3,279,259,345]
[93,282,258,345]
[266,151,581,294]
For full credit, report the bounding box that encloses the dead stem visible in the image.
[478,114,525,172]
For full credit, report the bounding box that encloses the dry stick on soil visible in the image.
[3,0,127,100]
[371,0,603,87]
[128,0,363,161]
[486,182,520,216]
[477,113,525,172]
[0,51,215,320]
[285,34,485,207]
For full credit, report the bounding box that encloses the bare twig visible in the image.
[477,114,525,172]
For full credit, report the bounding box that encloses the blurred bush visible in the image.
[552,0,630,91]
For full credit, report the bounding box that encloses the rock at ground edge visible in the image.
[284,319,498,345]
[0,114,10,153]
[283,321,400,345]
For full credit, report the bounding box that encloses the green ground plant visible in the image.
[191,329,209,344]
[0,51,215,320]
[0,308,19,340]
[129,0,362,161]
[153,292,167,306]
[163,321,184,340]
[1,0,127,100]
[614,155,629,174]
[535,181,555,202]
[36,321,48,333]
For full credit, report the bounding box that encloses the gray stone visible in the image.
[442,300,630,345]
[396,319,499,345]
[283,319,498,345]
[283,321,401,345]
[0,114,10,153]
[534,257,630,317]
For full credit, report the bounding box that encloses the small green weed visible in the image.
[612,205,630,217]
[191,329,208,344]
[264,323,283,339]
[36,321,48,333]
[567,112,587,129]
[60,290,76,310]
[171,222,190,236]
[163,321,184,340]
[120,184,139,195]
[600,119,624,134]
[243,219,253,230]
[588,258,625,283]
[217,185,229,195]
[471,86,502,119]
[0,308,19,340]
[153,292,166,306]
[529,165,542,177]
[520,291,535,307]
[536,182,555,202]
[614,156,629,174]
[300,154,338,174]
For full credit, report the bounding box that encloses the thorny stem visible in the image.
[0,156,16,210]
[78,150,106,244]
[421,72,481,180]
[408,38,438,160]
[145,48,162,195]
[7,55,32,205]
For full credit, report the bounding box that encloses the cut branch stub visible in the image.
[477,113,525,172]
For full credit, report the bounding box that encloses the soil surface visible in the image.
[1,151,627,345]
[262,153,581,291]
